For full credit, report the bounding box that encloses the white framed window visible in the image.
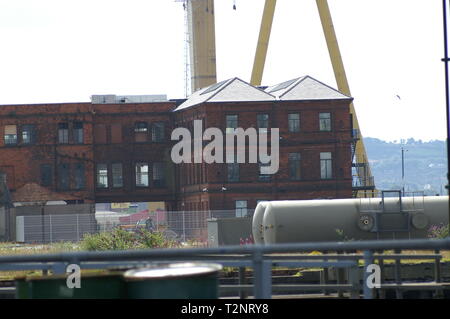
[73,122,83,144]
[135,122,148,142]
[153,162,165,187]
[235,200,248,218]
[4,125,17,145]
[288,113,300,132]
[152,122,165,142]
[319,112,332,131]
[320,152,333,179]
[135,163,149,187]
[22,124,35,144]
[97,164,108,188]
[112,163,123,188]
[226,115,238,134]
[227,163,239,182]
[257,114,269,134]
[74,163,85,190]
[289,153,301,180]
[58,123,69,143]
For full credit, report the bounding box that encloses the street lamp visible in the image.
[442,0,450,236]
[401,147,408,196]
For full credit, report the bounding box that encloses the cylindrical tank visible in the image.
[252,201,268,244]
[256,196,449,244]
[16,272,126,299]
[123,262,223,299]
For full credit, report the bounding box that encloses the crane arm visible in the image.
[250,0,277,86]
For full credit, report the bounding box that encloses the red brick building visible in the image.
[0,76,359,216]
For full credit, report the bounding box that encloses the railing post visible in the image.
[434,249,443,298]
[378,256,386,299]
[394,249,402,299]
[434,249,442,283]
[238,267,248,299]
[363,250,374,299]
[337,251,345,298]
[49,214,53,244]
[182,210,186,241]
[348,263,360,299]
[253,249,271,299]
[76,214,79,242]
[321,250,330,296]
[156,211,159,232]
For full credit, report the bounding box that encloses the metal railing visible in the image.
[0,238,449,299]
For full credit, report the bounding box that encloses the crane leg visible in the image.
[250,0,277,86]
[316,0,375,196]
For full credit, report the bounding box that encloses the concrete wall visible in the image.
[9,203,94,242]
[207,217,253,247]
[0,206,5,241]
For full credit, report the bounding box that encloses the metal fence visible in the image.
[0,238,449,299]
[17,214,97,244]
[17,210,254,244]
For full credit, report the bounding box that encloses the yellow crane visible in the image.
[185,0,375,197]
[316,0,375,197]
[251,0,375,197]
[250,0,277,86]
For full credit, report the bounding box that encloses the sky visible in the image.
[0,0,447,142]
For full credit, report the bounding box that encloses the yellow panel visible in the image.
[4,125,17,135]
[111,202,130,209]
[148,201,165,212]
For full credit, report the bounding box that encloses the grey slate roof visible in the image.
[265,75,352,100]
[174,77,275,112]
[174,75,351,111]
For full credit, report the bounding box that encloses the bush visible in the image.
[81,228,178,251]
[427,223,450,239]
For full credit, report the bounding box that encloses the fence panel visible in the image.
[19,214,97,243]
[18,210,252,244]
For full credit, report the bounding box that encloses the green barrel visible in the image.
[124,263,223,299]
[15,276,30,299]
[16,272,125,299]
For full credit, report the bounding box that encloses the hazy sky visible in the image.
[0,0,447,142]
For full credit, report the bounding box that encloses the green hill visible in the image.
[363,137,448,195]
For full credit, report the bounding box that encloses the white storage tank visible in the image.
[255,195,449,244]
[252,201,268,244]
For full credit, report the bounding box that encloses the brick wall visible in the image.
[0,97,353,210]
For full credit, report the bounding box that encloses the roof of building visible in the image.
[174,77,275,112]
[11,183,80,204]
[174,75,352,111]
[265,76,352,100]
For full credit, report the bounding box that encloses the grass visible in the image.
[373,249,450,264]
[0,241,80,256]
[0,242,81,280]
[0,238,208,280]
